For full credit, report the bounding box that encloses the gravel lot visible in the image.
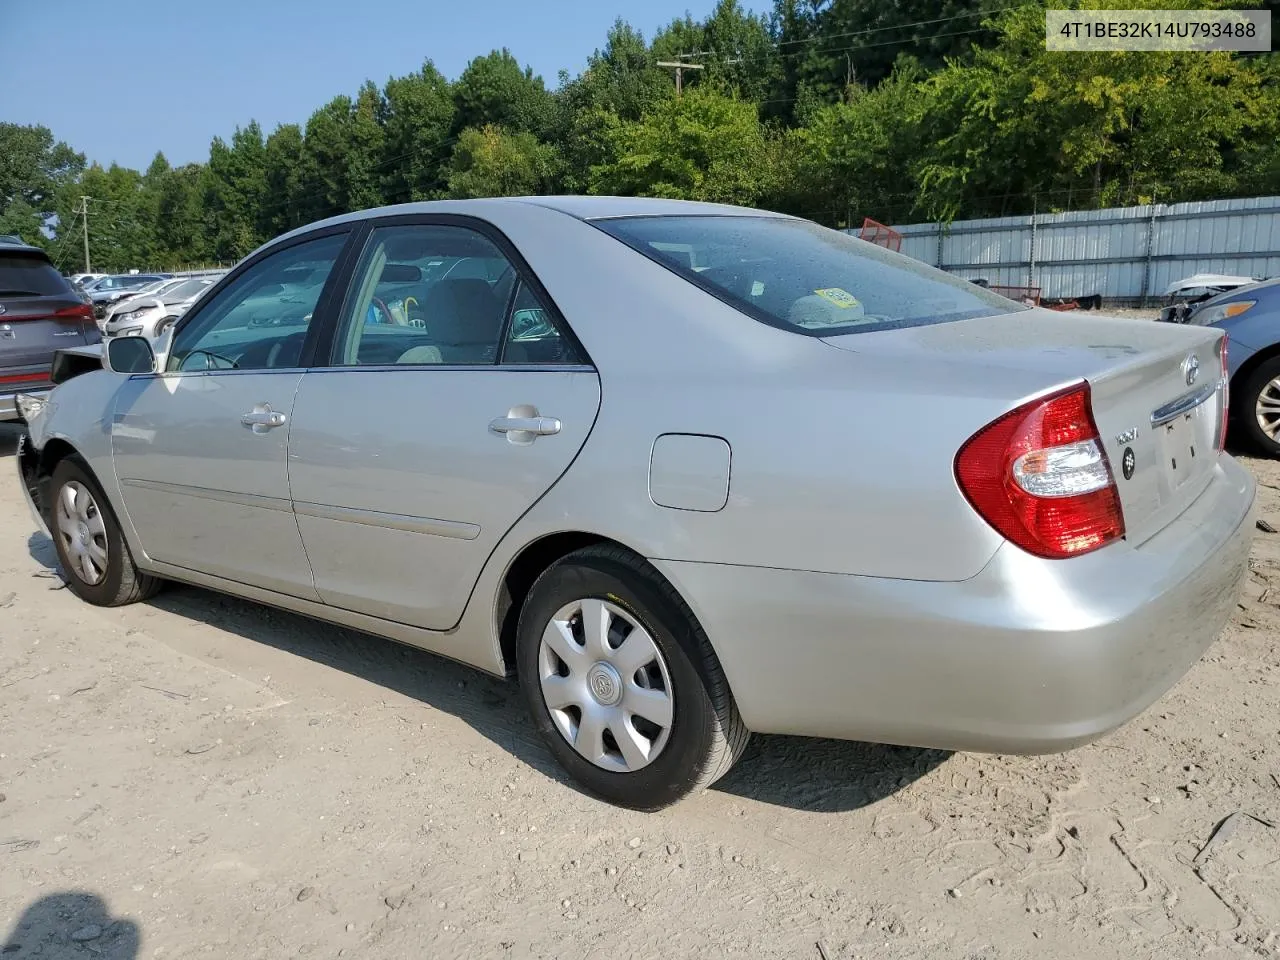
[1,420,1277,960]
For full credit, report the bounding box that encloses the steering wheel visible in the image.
[371,297,395,325]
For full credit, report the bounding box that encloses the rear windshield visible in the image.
[595,215,1027,336]
[0,253,73,297]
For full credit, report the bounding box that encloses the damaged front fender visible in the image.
[16,430,50,537]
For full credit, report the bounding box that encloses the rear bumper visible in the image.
[655,455,1256,754]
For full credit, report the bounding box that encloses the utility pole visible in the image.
[656,60,704,95]
[80,196,91,273]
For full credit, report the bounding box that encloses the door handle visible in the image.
[241,404,287,434]
[489,416,561,436]
[489,412,561,445]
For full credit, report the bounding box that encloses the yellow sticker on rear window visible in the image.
[814,288,860,309]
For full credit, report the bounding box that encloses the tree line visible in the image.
[2,0,1277,273]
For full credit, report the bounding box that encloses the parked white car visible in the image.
[102,275,223,339]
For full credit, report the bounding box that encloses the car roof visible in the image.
[264,196,795,253]
[0,236,51,257]
[516,195,796,221]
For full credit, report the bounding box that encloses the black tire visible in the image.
[516,544,749,811]
[1234,355,1280,457]
[47,457,162,606]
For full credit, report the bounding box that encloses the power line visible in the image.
[672,5,1017,63]
[49,204,81,271]
[80,196,91,273]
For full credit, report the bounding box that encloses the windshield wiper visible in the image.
[0,289,45,296]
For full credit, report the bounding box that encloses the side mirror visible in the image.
[105,336,156,374]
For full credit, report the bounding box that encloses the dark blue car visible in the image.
[1182,277,1280,455]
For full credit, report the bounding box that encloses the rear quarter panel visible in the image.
[477,204,1008,582]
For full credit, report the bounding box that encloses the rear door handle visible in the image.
[241,404,287,434]
[489,403,562,446]
[489,416,561,436]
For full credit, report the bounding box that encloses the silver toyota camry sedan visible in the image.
[15,197,1256,810]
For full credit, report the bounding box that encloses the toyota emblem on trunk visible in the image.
[1182,353,1200,387]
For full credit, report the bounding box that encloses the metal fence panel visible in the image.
[854,196,1280,302]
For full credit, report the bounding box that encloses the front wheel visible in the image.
[48,458,163,606]
[516,545,749,810]
[1235,355,1280,457]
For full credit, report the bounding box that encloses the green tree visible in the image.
[261,123,307,237]
[381,61,455,202]
[788,61,934,224]
[562,20,672,122]
[768,0,823,122]
[445,125,559,198]
[556,21,671,191]
[202,121,268,261]
[292,83,385,224]
[153,163,210,266]
[50,163,153,272]
[651,15,706,65]
[0,123,85,246]
[796,0,997,99]
[590,87,773,206]
[452,50,556,138]
[700,0,781,105]
[915,2,1280,220]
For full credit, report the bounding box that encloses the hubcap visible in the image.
[537,598,675,773]
[55,480,109,586]
[587,662,623,706]
[1257,377,1280,440]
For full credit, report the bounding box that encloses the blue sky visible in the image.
[6,0,769,172]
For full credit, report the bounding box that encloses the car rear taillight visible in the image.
[1217,336,1229,452]
[955,382,1125,559]
[3,303,95,323]
[52,303,95,322]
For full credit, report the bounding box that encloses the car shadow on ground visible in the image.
[6,420,946,814]
[1,890,139,959]
[22,521,945,813]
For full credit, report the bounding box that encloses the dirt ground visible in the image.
[1,421,1277,960]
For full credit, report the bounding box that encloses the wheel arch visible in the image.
[496,531,611,673]
[495,532,711,679]
[1230,342,1280,404]
[29,437,86,521]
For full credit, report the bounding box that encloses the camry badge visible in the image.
[1183,353,1200,387]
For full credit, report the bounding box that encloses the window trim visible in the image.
[159,224,359,377]
[312,213,593,372]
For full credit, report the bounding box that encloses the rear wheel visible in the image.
[516,545,749,810]
[48,458,162,606]
[1235,355,1280,457]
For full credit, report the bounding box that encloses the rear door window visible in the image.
[595,215,1028,336]
[332,224,520,367]
[0,254,74,297]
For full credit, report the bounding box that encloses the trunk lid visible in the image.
[822,309,1225,548]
